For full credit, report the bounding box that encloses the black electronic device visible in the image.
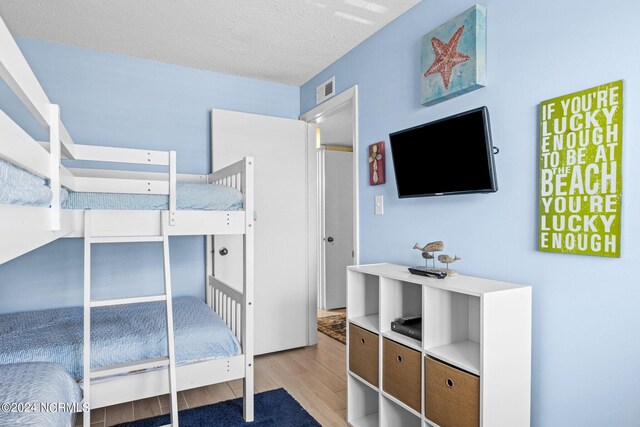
[389,106,498,198]
[408,266,447,279]
[391,315,422,340]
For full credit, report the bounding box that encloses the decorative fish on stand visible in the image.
[438,254,461,276]
[413,241,444,268]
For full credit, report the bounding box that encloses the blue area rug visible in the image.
[114,388,320,427]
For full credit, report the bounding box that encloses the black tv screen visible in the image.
[389,106,497,198]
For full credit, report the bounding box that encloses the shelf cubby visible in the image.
[425,340,480,376]
[379,277,422,344]
[347,270,380,333]
[380,395,422,427]
[350,314,380,334]
[423,287,481,375]
[348,375,379,427]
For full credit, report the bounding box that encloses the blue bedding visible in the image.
[0,157,243,211]
[0,159,53,207]
[62,182,243,211]
[0,297,241,380]
[0,362,82,427]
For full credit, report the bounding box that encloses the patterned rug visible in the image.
[317,313,346,344]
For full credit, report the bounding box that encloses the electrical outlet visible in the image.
[375,195,384,215]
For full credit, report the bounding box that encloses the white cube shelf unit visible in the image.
[346,263,531,427]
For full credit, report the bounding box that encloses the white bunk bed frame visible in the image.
[0,14,254,424]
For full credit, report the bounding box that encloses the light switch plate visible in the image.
[375,195,384,215]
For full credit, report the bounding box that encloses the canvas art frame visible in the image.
[538,80,623,257]
[420,4,487,106]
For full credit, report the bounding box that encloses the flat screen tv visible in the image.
[389,106,497,198]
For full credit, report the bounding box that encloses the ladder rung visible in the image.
[90,295,167,307]
[91,236,163,244]
[90,356,170,379]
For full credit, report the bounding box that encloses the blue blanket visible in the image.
[0,362,82,427]
[0,297,240,380]
[0,159,52,207]
[62,182,243,211]
[0,158,243,211]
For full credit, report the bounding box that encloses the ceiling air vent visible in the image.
[316,76,336,105]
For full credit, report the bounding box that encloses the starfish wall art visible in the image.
[420,4,487,106]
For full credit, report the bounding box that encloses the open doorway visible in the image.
[301,86,359,345]
[318,111,354,310]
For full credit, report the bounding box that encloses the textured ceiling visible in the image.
[0,0,420,85]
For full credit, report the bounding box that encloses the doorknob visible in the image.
[219,247,229,256]
[327,237,334,242]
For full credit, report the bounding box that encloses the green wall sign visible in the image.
[539,80,623,257]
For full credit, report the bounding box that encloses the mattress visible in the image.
[0,296,241,380]
[0,159,53,207]
[62,182,243,211]
[0,362,82,427]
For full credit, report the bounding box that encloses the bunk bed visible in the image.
[0,13,254,427]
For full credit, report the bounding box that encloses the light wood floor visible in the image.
[78,331,348,426]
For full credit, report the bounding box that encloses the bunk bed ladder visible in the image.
[82,210,179,427]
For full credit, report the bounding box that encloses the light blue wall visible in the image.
[301,0,639,425]
[0,37,299,313]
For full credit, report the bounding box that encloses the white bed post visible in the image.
[161,211,179,426]
[242,156,255,422]
[49,104,60,230]
[82,211,92,427]
[168,151,177,226]
[206,235,213,307]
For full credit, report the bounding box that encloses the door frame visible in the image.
[300,85,359,344]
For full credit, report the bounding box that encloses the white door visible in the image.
[322,149,354,309]
[211,109,308,355]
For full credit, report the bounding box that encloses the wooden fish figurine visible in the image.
[413,241,444,252]
[421,252,434,260]
[437,254,461,276]
[438,254,461,265]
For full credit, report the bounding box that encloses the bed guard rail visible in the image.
[1,13,179,224]
[208,276,243,343]
[0,13,65,230]
[0,9,73,231]
[209,156,254,222]
[208,158,248,193]
[65,147,178,225]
